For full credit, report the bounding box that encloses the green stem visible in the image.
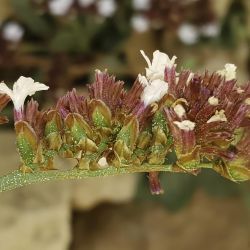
[0,163,213,192]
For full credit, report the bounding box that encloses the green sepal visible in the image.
[148,111,171,165]
[226,158,250,182]
[116,115,139,150]
[176,146,201,171]
[44,110,63,151]
[89,99,112,128]
[65,113,93,143]
[44,110,63,136]
[152,110,169,135]
[15,121,38,169]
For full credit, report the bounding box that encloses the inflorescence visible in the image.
[0,50,249,194]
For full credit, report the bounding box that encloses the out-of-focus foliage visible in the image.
[0,0,225,91]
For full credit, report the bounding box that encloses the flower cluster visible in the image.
[0,50,249,194]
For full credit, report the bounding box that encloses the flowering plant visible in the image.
[0,50,249,193]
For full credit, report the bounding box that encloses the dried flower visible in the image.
[217,63,237,81]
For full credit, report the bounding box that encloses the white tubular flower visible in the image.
[174,104,186,118]
[208,96,219,106]
[140,50,177,81]
[173,120,196,131]
[141,79,168,106]
[207,110,227,123]
[139,50,176,105]
[98,157,108,167]
[245,98,250,105]
[0,76,49,111]
[217,63,237,81]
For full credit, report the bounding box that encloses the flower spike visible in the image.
[0,52,249,193]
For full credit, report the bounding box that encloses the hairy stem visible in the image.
[0,163,213,192]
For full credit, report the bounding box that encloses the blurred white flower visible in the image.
[131,15,150,33]
[96,0,117,17]
[177,23,199,45]
[48,0,73,16]
[78,0,95,7]
[0,76,49,111]
[217,63,237,81]
[2,22,24,43]
[173,120,196,131]
[200,23,220,37]
[132,0,151,11]
[200,22,220,38]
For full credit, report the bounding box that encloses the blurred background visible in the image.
[0,0,249,249]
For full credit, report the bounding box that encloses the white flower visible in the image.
[217,63,237,81]
[0,76,49,111]
[173,120,196,131]
[174,104,186,118]
[48,0,73,16]
[208,96,219,106]
[131,15,150,33]
[245,98,250,105]
[141,79,168,106]
[96,0,117,17]
[140,50,177,81]
[98,157,108,167]
[207,110,227,123]
[2,22,24,43]
[139,50,176,105]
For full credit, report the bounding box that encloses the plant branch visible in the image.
[0,163,213,192]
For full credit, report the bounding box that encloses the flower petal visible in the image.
[217,63,237,81]
[141,79,168,105]
[12,76,49,110]
[173,120,196,131]
[0,82,14,100]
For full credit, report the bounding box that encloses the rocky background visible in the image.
[0,0,249,249]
